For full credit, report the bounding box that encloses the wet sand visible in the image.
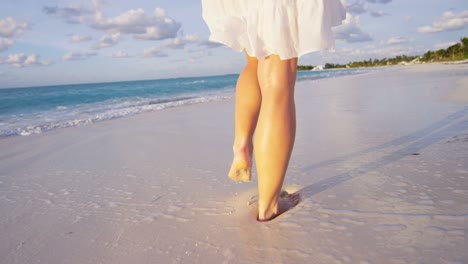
[0,63,467,263]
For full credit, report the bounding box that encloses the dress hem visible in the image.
[208,36,337,60]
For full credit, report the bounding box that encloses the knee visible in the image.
[258,58,297,101]
[259,73,295,103]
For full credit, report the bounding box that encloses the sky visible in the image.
[0,0,467,88]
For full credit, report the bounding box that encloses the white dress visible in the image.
[202,0,346,60]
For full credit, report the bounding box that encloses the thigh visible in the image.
[257,55,298,91]
[244,50,259,67]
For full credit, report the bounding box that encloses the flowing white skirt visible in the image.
[202,0,346,59]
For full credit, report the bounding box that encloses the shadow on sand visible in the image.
[296,106,468,201]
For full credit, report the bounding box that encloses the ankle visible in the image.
[232,140,252,154]
[258,201,279,220]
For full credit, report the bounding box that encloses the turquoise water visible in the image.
[0,69,367,137]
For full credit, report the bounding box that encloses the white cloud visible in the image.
[0,17,28,38]
[143,47,168,58]
[111,50,129,58]
[43,4,91,24]
[346,1,367,15]
[44,3,181,42]
[92,8,181,41]
[334,14,373,43]
[0,38,15,52]
[0,17,28,52]
[418,10,468,33]
[346,0,392,16]
[134,24,180,40]
[162,35,199,49]
[433,41,458,50]
[94,33,121,49]
[92,9,147,33]
[69,34,92,43]
[92,0,106,11]
[385,36,410,45]
[140,34,201,58]
[154,7,166,18]
[45,5,183,54]
[63,51,97,61]
[1,53,52,67]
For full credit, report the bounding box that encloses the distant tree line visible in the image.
[298,36,468,70]
[297,65,315,71]
[422,37,468,62]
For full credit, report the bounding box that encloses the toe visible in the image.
[287,193,301,205]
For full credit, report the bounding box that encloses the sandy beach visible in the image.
[0,63,467,263]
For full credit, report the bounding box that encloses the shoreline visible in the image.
[0,68,366,139]
[0,63,467,263]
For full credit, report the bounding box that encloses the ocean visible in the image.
[0,68,368,137]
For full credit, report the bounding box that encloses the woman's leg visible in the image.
[255,55,300,220]
[228,53,262,182]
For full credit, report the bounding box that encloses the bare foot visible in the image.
[228,145,252,182]
[257,192,300,222]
